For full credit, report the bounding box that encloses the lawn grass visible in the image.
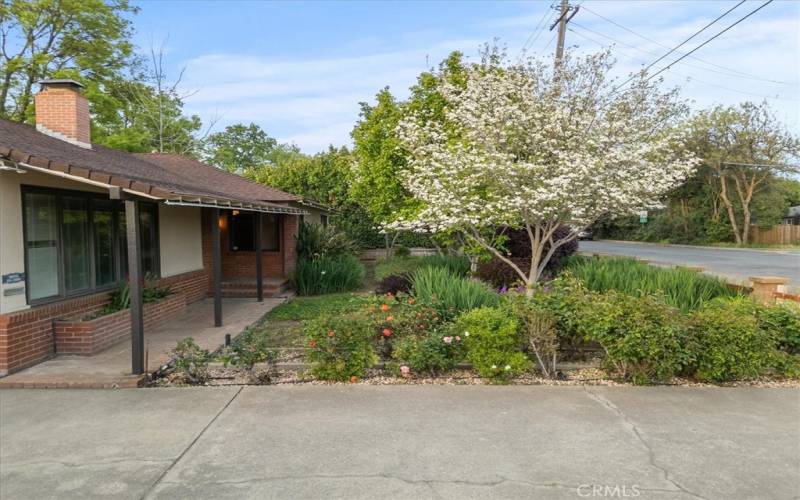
[266,292,372,321]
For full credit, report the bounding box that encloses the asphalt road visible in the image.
[581,240,800,287]
[1,386,798,499]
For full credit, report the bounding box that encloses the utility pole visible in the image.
[550,0,580,68]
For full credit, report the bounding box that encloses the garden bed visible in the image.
[54,292,186,355]
[154,254,800,388]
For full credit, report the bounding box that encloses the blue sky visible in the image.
[130,0,800,153]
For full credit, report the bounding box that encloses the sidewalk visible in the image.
[1,386,798,499]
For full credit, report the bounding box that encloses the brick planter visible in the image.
[54,293,187,355]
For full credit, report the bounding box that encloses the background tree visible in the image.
[391,49,698,291]
[205,122,278,173]
[687,102,800,244]
[0,0,136,121]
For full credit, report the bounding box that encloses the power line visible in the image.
[570,20,784,84]
[518,4,555,59]
[612,0,750,92]
[580,3,795,86]
[638,0,776,87]
[568,26,798,102]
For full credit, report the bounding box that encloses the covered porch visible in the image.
[0,297,283,388]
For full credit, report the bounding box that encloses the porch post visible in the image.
[211,208,223,327]
[255,212,263,302]
[124,200,145,375]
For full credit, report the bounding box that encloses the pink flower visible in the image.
[443,336,453,344]
[400,365,410,375]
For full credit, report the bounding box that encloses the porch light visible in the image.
[232,209,240,216]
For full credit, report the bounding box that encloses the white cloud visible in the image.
[177,1,799,153]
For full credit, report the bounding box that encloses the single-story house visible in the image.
[0,79,329,376]
[783,206,800,225]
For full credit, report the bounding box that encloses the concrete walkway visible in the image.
[0,298,283,388]
[1,386,798,499]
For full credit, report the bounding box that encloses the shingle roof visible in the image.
[0,118,300,207]
[133,153,299,202]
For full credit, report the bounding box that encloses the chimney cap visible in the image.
[38,79,84,91]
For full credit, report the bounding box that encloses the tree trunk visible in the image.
[719,175,743,244]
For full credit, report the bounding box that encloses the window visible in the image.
[22,187,160,304]
[228,212,280,252]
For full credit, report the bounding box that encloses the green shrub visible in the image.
[224,326,275,367]
[304,313,377,381]
[393,331,466,375]
[375,255,470,281]
[526,274,589,350]
[171,337,211,384]
[757,301,800,355]
[455,307,530,382]
[689,297,779,382]
[292,256,365,295]
[297,221,359,260]
[562,255,739,311]
[412,267,498,318]
[575,291,692,384]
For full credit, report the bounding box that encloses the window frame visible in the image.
[227,212,281,253]
[21,185,160,306]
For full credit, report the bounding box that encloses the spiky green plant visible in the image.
[411,266,498,317]
[562,256,740,311]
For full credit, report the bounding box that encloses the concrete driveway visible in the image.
[581,240,800,287]
[1,386,798,499]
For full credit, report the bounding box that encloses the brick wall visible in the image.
[0,269,208,376]
[34,86,91,144]
[54,293,186,355]
[201,210,298,281]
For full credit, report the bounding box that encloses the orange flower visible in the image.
[382,328,392,337]
[327,330,335,337]
[386,315,394,322]
[350,375,359,383]
[407,298,415,305]
[308,339,317,348]
[380,304,390,312]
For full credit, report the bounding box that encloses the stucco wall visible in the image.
[158,204,203,277]
[0,171,105,314]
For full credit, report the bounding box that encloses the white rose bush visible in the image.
[389,49,700,292]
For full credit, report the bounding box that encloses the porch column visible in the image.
[255,212,264,302]
[211,208,222,327]
[124,200,145,375]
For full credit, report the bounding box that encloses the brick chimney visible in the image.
[34,79,91,148]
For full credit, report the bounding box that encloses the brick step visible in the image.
[220,280,292,298]
[221,279,289,290]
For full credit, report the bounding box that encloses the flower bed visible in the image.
[54,292,186,355]
[158,258,800,387]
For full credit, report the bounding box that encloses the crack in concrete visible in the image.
[140,386,243,500]
[582,386,708,500]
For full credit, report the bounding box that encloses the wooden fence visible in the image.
[749,225,800,245]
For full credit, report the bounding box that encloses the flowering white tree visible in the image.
[389,49,699,293]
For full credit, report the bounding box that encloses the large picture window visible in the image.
[22,187,160,304]
[228,212,280,252]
